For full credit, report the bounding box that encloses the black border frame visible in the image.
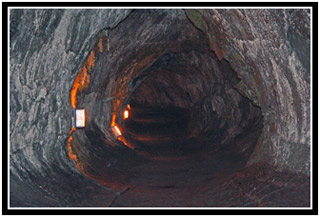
[2,1,318,215]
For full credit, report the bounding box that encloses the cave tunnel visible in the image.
[9,8,311,208]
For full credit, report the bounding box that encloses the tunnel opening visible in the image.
[69,8,264,197]
[123,103,192,158]
[9,8,311,208]
[116,48,263,162]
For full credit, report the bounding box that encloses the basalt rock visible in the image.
[9,9,310,207]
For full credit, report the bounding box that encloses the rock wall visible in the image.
[10,9,132,206]
[185,9,311,174]
[9,8,310,207]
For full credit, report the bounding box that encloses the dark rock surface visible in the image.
[185,9,311,174]
[10,9,132,207]
[9,9,310,207]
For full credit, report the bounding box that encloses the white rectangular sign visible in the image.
[75,109,85,128]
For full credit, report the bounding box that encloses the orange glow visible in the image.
[123,110,129,119]
[66,125,122,189]
[70,50,95,108]
[67,127,78,162]
[110,113,116,127]
[67,37,130,190]
[107,38,110,51]
[112,125,122,137]
[114,125,121,135]
[68,126,76,136]
[117,136,135,149]
[127,104,131,110]
[98,38,104,53]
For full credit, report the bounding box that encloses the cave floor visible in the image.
[107,162,310,207]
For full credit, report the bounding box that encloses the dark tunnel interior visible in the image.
[9,8,311,208]
[71,9,263,196]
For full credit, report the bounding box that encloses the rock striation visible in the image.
[9,8,310,207]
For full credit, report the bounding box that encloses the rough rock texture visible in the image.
[9,9,310,207]
[69,9,263,193]
[10,9,132,206]
[185,9,311,174]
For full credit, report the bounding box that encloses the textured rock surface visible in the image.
[9,9,310,207]
[185,9,310,174]
[10,9,132,206]
[69,9,263,193]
